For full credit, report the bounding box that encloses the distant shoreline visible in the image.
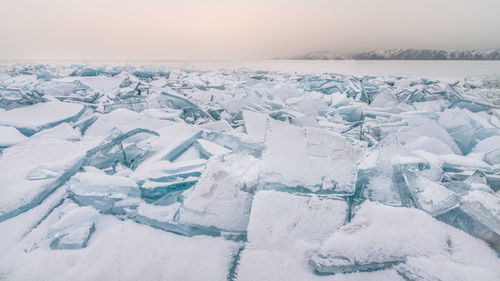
[282,58,500,61]
[282,48,500,60]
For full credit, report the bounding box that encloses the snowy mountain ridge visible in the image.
[287,48,500,60]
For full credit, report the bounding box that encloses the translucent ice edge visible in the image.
[0,128,159,223]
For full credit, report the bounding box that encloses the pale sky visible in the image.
[0,0,499,60]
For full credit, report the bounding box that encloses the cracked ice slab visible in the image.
[134,154,256,237]
[0,135,88,221]
[131,159,207,200]
[242,110,268,139]
[68,167,140,212]
[84,108,203,165]
[236,190,351,281]
[404,172,459,216]
[444,187,500,249]
[178,154,258,232]
[0,101,84,136]
[259,119,362,194]
[461,189,500,231]
[196,139,232,158]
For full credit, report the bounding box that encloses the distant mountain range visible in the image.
[286,48,500,60]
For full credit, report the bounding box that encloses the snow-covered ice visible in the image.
[309,202,499,279]
[0,63,499,280]
[0,126,27,147]
[0,101,84,136]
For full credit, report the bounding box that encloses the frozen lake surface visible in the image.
[172,60,500,80]
[0,62,499,281]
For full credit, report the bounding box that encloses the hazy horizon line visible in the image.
[1,48,500,62]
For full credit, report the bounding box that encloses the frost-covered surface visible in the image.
[310,202,499,278]
[0,64,500,280]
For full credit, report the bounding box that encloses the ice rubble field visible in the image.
[0,64,499,281]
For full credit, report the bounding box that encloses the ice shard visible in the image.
[242,109,268,139]
[439,108,499,154]
[47,205,99,250]
[195,139,232,158]
[0,101,85,136]
[404,172,459,216]
[68,167,140,212]
[136,160,206,200]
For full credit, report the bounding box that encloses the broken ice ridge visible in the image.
[0,64,500,280]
